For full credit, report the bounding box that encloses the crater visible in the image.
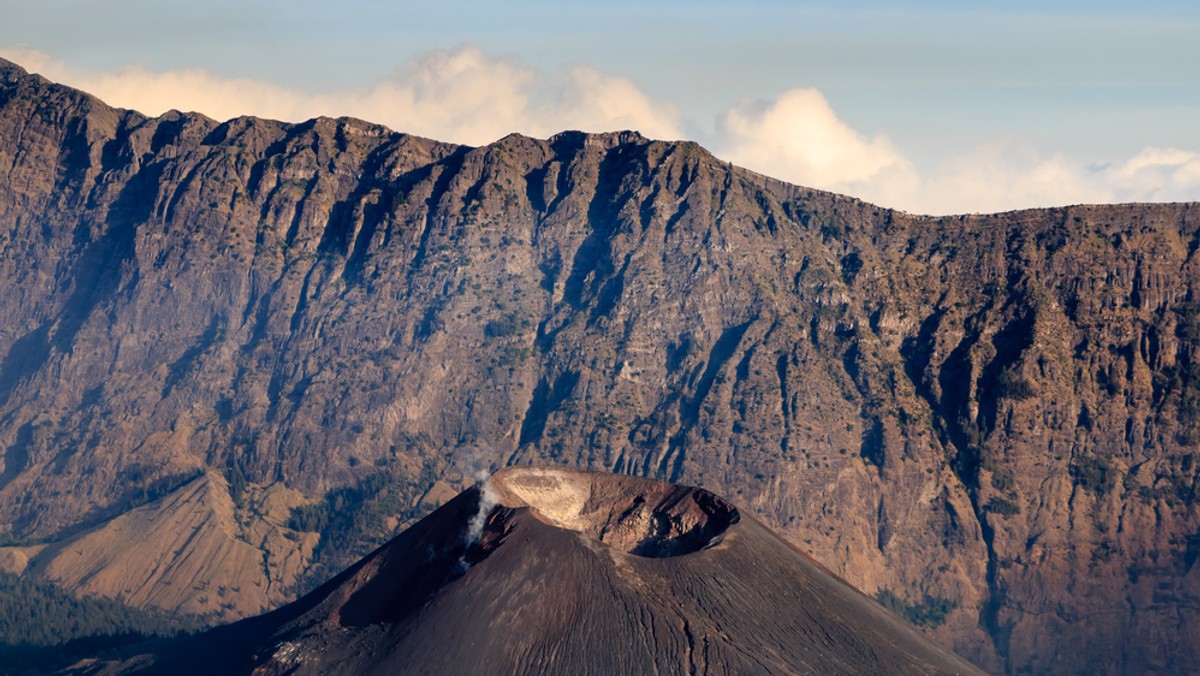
[489,467,739,558]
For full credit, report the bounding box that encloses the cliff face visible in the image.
[0,57,1198,673]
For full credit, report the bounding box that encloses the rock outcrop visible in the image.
[0,56,1198,673]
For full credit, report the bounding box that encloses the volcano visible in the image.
[77,468,981,675]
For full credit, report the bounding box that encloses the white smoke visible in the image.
[454,468,499,574]
[464,468,498,547]
[449,439,500,571]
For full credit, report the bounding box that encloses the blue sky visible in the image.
[2,1,1197,214]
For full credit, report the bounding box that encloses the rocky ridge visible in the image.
[0,57,1198,673]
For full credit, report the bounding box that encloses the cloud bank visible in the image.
[718,88,914,192]
[715,89,1200,214]
[3,46,1196,215]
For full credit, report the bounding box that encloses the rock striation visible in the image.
[0,56,1198,673]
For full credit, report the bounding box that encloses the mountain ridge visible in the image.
[0,56,1198,673]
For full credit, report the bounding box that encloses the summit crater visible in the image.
[489,467,740,557]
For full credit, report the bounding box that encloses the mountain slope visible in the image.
[0,471,315,621]
[82,468,982,675]
[0,57,1199,673]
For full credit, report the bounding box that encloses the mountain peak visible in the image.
[85,468,981,675]
[549,128,650,150]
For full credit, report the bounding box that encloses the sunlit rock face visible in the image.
[2,55,1200,673]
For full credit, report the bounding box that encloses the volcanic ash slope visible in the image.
[86,467,982,675]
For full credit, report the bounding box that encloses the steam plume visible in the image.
[465,469,498,546]
[454,467,498,573]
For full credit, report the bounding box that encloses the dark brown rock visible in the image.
[79,468,983,675]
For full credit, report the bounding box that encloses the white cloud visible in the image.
[711,86,1199,215]
[914,141,1105,215]
[549,67,682,141]
[2,46,1197,215]
[1104,147,1200,203]
[0,46,682,146]
[717,88,915,194]
[907,142,1200,215]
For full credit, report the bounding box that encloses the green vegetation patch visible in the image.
[875,588,958,629]
[984,497,1021,517]
[0,570,201,674]
[1070,456,1115,495]
[995,365,1036,401]
[287,467,434,593]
